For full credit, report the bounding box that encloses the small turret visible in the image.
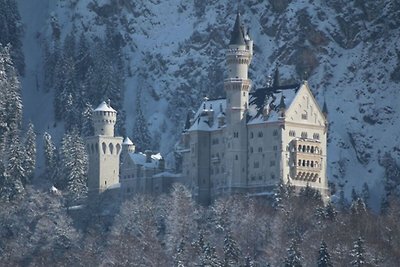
[93,101,117,136]
[322,100,328,118]
[122,137,135,153]
[278,94,286,120]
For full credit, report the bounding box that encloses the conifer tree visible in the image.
[22,122,36,184]
[3,136,25,200]
[0,45,22,133]
[361,182,370,207]
[43,132,57,181]
[284,238,303,267]
[60,131,88,204]
[132,90,152,152]
[317,241,333,267]
[350,236,366,266]
[223,231,240,266]
[0,0,24,75]
[81,103,94,137]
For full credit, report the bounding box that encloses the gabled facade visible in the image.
[179,13,329,204]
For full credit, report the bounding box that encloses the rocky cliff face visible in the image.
[19,0,400,203]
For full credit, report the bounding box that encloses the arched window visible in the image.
[310,147,314,153]
[116,144,121,155]
[102,142,107,154]
[109,143,114,154]
[313,133,320,140]
[298,159,302,166]
[301,132,308,138]
[91,144,95,154]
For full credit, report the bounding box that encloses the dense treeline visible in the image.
[1,183,399,266]
[44,22,126,136]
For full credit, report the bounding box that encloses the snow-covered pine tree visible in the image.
[75,33,92,83]
[60,131,88,204]
[361,183,370,207]
[166,183,196,264]
[132,90,152,152]
[350,236,366,266]
[43,132,57,181]
[2,136,25,201]
[317,241,333,267]
[284,238,303,267]
[0,0,24,75]
[324,201,337,221]
[202,242,222,267]
[22,122,36,184]
[223,230,240,266]
[1,44,22,134]
[81,102,94,137]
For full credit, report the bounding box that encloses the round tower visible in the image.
[224,12,253,124]
[93,100,117,136]
[122,137,135,153]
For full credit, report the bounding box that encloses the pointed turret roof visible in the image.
[94,101,116,112]
[279,94,286,110]
[322,100,328,115]
[122,137,134,145]
[229,12,246,45]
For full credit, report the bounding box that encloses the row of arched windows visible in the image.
[294,172,320,183]
[297,145,321,154]
[87,142,121,155]
[298,159,320,168]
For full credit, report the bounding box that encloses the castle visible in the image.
[178,13,329,204]
[85,101,178,199]
[85,13,329,204]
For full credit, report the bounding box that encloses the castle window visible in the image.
[258,131,263,137]
[313,133,320,140]
[116,144,121,154]
[271,173,275,179]
[301,132,308,138]
[289,130,296,137]
[235,155,238,160]
[273,130,278,136]
[254,162,259,168]
[250,147,253,153]
[243,92,246,96]
[102,142,107,154]
[301,112,308,120]
[234,132,239,138]
[250,132,254,138]
[273,145,278,151]
[109,143,114,155]
[258,147,263,152]
[270,160,275,166]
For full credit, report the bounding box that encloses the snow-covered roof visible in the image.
[94,101,116,112]
[188,98,226,132]
[122,137,134,145]
[128,152,161,168]
[152,171,182,178]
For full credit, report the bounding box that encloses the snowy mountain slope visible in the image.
[17,0,400,206]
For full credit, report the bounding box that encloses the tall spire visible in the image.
[229,12,246,45]
[322,100,328,117]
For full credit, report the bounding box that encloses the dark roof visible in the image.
[322,100,328,115]
[278,94,286,110]
[229,13,246,45]
[249,83,300,117]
